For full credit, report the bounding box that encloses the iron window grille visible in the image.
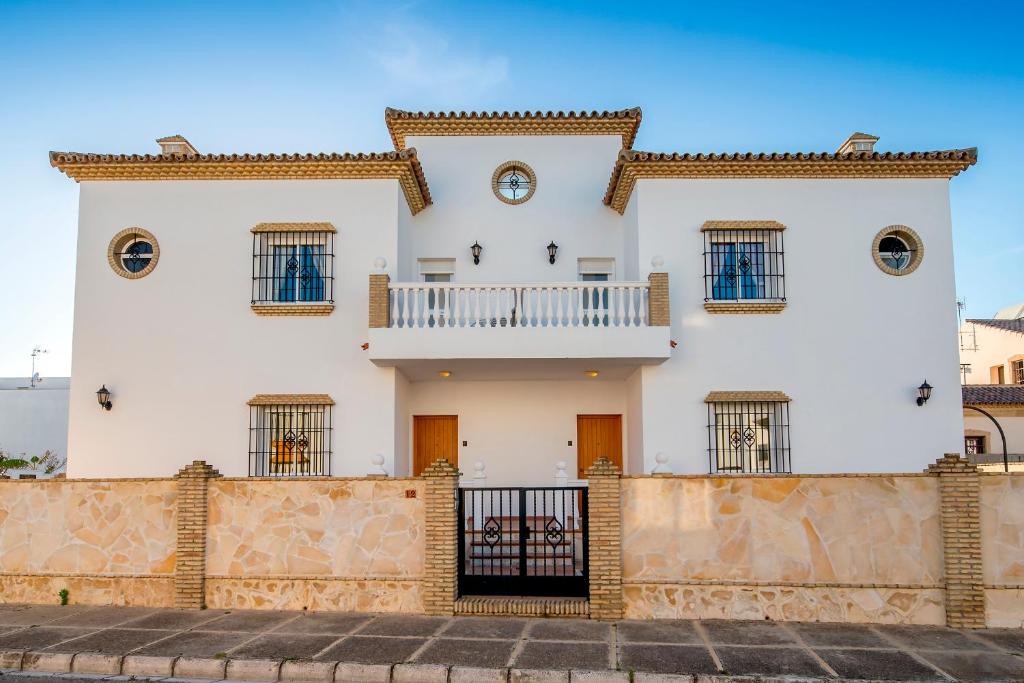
[249,402,332,476]
[252,230,335,304]
[1013,360,1024,385]
[965,435,985,456]
[703,228,785,302]
[707,400,791,473]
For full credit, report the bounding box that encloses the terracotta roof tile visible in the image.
[604,147,978,213]
[385,107,642,150]
[49,149,432,215]
[963,385,1024,406]
[966,318,1024,334]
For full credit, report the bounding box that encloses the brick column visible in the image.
[928,453,985,628]
[648,272,670,327]
[421,458,460,615]
[369,274,391,328]
[587,456,623,620]
[174,461,221,609]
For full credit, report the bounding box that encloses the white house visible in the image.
[0,377,70,477]
[960,307,1024,467]
[51,109,976,482]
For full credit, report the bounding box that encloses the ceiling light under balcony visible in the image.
[438,370,452,378]
[584,370,599,378]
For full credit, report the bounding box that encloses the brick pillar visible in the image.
[587,456,623,620]
[928,453,985,628]
[421,458,460,615]
[648,272,670,327]
[174,461,221,609]
[369,273,391,328]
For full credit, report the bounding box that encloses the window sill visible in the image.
[251,303,334,316]
[704,301,786,314]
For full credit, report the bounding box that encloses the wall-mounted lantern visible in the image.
[547,241,559,265]
[96,385,112,411]
[916,380,933,406]
[471,241,482,265]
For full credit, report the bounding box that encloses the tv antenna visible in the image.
[30,346,48,388]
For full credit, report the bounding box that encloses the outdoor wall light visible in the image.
[438,370,452,378]
[96,385,112,411]
[470,241,482,265]
[547,241,559,264]
[916,380,933,406]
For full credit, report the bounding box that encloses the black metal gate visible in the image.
[458,487,588,597]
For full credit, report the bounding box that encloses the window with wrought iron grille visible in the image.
[251,227,335,305]
[702,226,785,302]
[965,435,985,456]
[706,396,791,473]
[248,398,333,476]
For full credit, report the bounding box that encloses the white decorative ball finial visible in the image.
[373,256,387,272]
[652,451,671,474]
[651,255,665,270]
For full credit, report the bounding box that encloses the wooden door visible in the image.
[413,415,459,476]
[576,414,623,478]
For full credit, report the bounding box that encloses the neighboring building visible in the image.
[0,377,70,478]
[51,109,976,481]
[960,311,1024,385]
[960,306,1024,470]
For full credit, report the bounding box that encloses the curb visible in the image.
[0,651,879,683]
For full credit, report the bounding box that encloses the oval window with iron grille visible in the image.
[108,228,160,279]
[872,225,923,276]
[492,161,536,205]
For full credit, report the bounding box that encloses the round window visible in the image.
[108,228,160,279]
[872,225,923,276]
[492,161,536,205]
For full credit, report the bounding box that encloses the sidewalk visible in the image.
[1,604,1023,682]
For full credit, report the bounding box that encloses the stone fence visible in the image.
[1,455,1022,629]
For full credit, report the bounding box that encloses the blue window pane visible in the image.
[273,246,297,302]
[737,242,766,299]
[711,243,736,300]
[299,245,325,301]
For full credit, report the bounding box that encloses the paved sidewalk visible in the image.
[1,604,1024,681]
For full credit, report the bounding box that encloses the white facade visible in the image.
[0,377,70,477]
[55,110,974,481]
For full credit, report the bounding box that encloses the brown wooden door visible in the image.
[413,415,459,476]
[576,414,623,478]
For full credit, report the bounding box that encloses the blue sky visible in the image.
[0,1,1021,376]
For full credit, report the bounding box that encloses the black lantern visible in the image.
[96,385,112,411]
[547,241,558,265]
[471,241,482,265]
[916,380,932,406]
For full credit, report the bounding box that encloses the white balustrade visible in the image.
[388,282,650,329]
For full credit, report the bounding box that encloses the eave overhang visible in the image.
[49,149,433,215]
[603,147,978,214]
[385,107,642,150]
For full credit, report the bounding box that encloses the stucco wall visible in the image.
[0,378,70,467]
[0,479,177,605]
[68,180,403,478]
[965,414,1024,457]
[204,478,425,612]
[621,475,945,624]
[404,379,627,486]
[960,323,1023,385]
[634,178,963,474]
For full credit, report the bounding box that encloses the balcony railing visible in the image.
[387,282,651,329]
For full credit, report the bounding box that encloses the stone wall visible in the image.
[981,474,1024,627]
[205,478,425,612]
[0,479,177,606]
[621,475,946,624]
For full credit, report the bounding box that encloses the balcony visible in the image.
[367,276,671,377]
